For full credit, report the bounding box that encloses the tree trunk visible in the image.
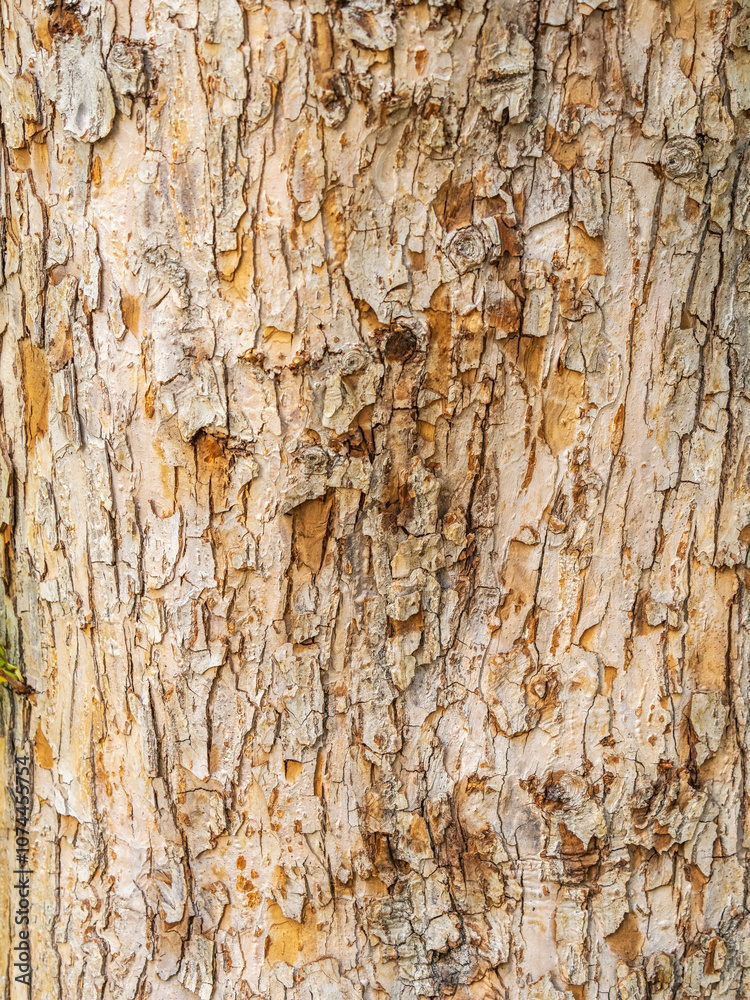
[1,0,749,997]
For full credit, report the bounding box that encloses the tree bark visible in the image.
[1,0,749,997]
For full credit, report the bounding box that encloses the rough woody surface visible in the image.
[0,0,749,997]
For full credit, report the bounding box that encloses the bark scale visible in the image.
[0,0,749,998]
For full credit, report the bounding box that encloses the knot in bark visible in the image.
[444,226,488,274]
[660,137,701,179]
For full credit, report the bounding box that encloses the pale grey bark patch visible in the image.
[54,36,115,142]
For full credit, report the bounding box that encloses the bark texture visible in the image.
[1,0,750,997]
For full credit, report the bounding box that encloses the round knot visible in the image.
[340,349,369,375]
[109,42,139,71]
[298,446,327,473]
[444,226,487,274]
[544,771,588,809]
[660,137,701,179]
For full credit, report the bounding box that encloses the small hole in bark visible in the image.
[384,325,417,362]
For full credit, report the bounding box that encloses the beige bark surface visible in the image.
[1,0,749,997]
